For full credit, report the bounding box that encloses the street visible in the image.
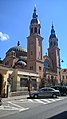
[0,96,67,119]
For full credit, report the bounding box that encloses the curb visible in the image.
[2,95,29,102]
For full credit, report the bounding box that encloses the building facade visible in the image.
[61,69,67,85]
[3,41,27,69]
[0,65,39,97]
[0,6,63,97]
[43,24,60,85]
[27,7,44,79]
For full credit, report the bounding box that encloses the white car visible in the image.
[30,87,60,98]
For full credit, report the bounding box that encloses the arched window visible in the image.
[38,29,40,34]
[31,28,33,34]
[54,41,56,46]
[34,27,37,33]
[50,41,52,47]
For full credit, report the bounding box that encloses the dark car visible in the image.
[29,87,60,98]
[51,86,67,96]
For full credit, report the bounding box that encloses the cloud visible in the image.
[0,32,9,41]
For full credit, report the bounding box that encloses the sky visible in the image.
[0,0,67,68]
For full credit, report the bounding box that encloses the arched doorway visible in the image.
[0,74,3,95]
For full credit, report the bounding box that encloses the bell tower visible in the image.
[48,24,60,74]
[27,7,44,78]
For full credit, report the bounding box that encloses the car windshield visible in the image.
[39,88,55,92]
[39,88,47,92]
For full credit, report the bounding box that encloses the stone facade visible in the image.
[27,7,44,79]
[44,24,60,85]
[61,69,67,85]
[0,65,39,97]
[3,41,27,69]
[0,7,63,97]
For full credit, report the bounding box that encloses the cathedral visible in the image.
[0,7,61,97]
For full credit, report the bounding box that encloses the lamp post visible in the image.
[7,75,12,98]
[28,76,32,96]
[59,59,64,85]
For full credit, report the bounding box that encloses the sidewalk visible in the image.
[2,95,29,102]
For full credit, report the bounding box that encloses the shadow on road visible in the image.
[27,96,58,99]
[49,111,67,119]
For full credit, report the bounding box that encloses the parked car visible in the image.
[29,87,60,98]
[51,86,67,96]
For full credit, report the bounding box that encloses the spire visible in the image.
[17,41,20,46]
[32,6,38,19]
[50,24,56,38]
[30,6,40,25]
[49,24,58,48]
[51,24,55,34]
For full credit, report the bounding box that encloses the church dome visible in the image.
[31,18,40,25]
[6,41,27,58]
[7,46,27,54]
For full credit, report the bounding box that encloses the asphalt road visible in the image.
[0,96,67,119]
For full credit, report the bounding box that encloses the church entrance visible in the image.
[0,74,3,95]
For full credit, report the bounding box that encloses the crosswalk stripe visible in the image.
[0,97,65,111]
[10,97,66,105]
[40,99,51,103]
[27,97,65,104]
[8,101,22,108]
[47,99,56,102]
[34,99,47,104]
[28,99,34,102]
[54,98,62,101]
[18,99,24,102]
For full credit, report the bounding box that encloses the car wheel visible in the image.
[63,93,67,96]
[52,94,57,98]
[34,94,38,98]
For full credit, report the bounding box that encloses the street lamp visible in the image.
[59,59,64,85]
[7,75,12,98]
[28,75,32,96]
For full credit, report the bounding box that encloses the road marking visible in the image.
[0,105,19,111]
[7,97,66,105]
[28,99,34,102]
[8,101,29,112]
[19,108,29,112]
[54,98,62,101]
[8,101,22,108]
[0,101,29,111]
[0,105,4,109]
[18,99,24,102]
[47,99,56,102]
[17,97,65,104]
[0,97,66,111]
[27,97,66,104]
[40,99,51,103]
[34,99,47,104]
